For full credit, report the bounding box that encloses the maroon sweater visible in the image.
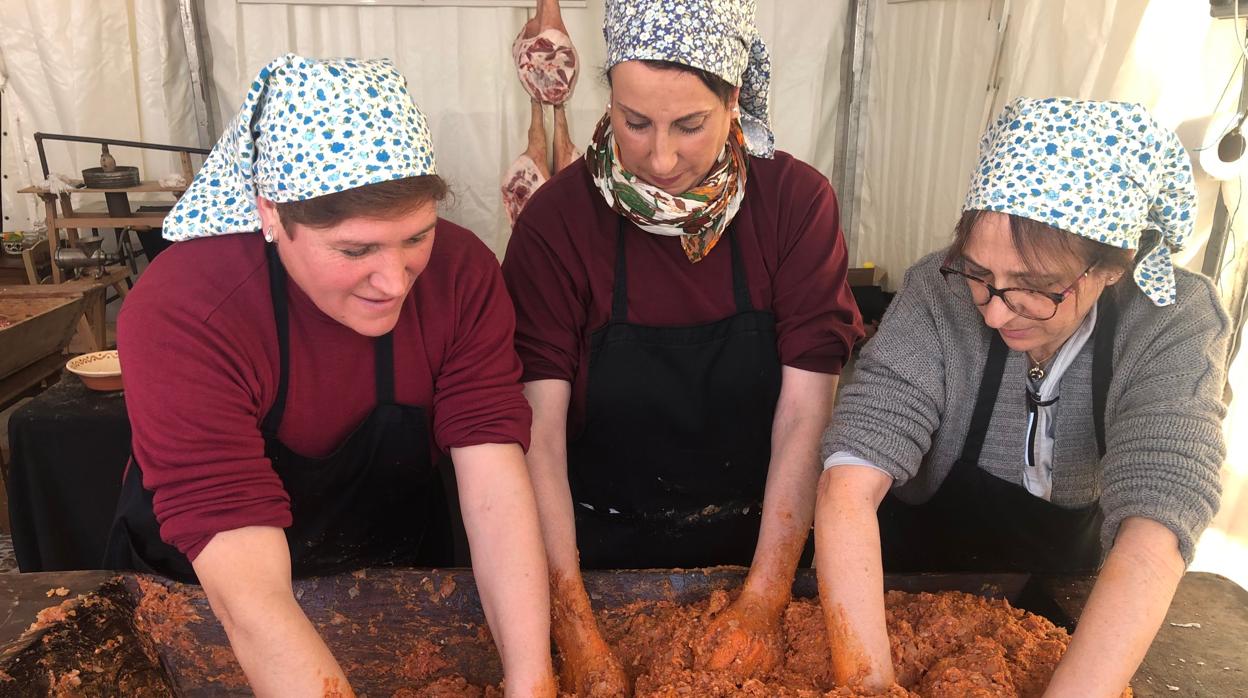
[502,153,863,434]
[118,224,531,560]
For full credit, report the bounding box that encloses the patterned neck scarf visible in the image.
[586,111,748,263]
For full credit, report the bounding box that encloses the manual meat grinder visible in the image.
[25,133,210,282]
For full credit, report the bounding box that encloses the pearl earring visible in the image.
[263,226,275,243]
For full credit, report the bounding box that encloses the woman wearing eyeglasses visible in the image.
[815,97,1229,695]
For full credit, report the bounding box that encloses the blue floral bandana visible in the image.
[965,97,1195,306]
[164,54,436,241]
[603,0,774,158]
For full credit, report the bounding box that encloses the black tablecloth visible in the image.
[7,376,130,572]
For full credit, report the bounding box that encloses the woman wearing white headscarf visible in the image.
[502,0,862,692]
[107,55,555,696]
[816,98,1228,695]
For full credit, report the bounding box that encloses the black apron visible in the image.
[104,244,445,583]
[877,293,1118,574]
[568,218,784,569]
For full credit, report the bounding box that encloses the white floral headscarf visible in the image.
[164,54,436,241]
[965,97,1196,306]
[603,0,774,158]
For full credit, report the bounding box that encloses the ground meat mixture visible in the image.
[6,579,1134,697]
[568,589,1131,698]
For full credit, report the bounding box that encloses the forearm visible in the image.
[221,592,348,696]
[815,466,894,689]
[743,370,837,608]
[1044,517,1184,698]
[528,444,599,652]
[525,431,581,579]
[193,527,351,697]
[454,443,555,694]
[521,380,597,636]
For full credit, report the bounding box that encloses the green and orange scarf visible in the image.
[586,112,749,263]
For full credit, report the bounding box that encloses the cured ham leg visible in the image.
[501,100,552,224]
[553,103,580,173]
[512,0,579,105]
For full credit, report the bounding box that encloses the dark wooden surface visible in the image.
[1037,573,1248,697]
[0,569,1242,696]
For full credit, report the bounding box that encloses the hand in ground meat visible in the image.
[692,591,785,678]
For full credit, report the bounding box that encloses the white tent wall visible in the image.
[193,0,847,256]
[853,0,1242,282]
[0,0,199,233]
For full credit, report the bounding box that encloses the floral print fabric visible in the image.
[603,0,774,158]
[965,97,1196,306]
[164,54,437,241]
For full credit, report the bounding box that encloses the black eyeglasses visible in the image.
[939,263,1095,321]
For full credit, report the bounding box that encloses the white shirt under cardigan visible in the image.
[824,306,1097,502]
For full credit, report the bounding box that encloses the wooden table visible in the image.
[17,181,184,284]
[0,569,1242,696]
[0,270,129,352]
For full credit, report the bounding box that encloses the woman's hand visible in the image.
[815,464,895,691]
[193,526,355,697]
[505,672,560,698]
[556,622,628,697]
[693,588,786,676]
[1042,517,1184,698]
[453,443,557,698]
[551,571,630,697]
[691,367,837,678]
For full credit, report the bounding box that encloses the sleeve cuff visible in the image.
[822,450,895,480]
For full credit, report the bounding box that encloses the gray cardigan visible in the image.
[822,251,1230,563]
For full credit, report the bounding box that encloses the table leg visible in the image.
[57,194,81,247]
[43,196,62,284]
[73,316,99,353]
[89,294,106,350]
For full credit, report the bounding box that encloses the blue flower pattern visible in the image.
[603,0,774,158]
[964,97,1195,307]
[164,54,437,242]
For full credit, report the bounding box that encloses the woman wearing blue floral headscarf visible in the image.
[501,0,863,692]
[107,55,556,696]
[816,97,1229,694]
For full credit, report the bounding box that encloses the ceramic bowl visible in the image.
[66,350,123,391]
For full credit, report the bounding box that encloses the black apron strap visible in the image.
[611,217,751,321]
[960,331,1010,466]
[263,243,398,423]
[262,244,291,437]
[375,332,395,404]
[1092,291,1118,458]
[725,227,753,313]
[611,219,630,322]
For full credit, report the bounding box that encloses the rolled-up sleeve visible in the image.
[433,254,533,453]
[119,288,290,562]
[821,262,948,484]
[771,171,863,374]
[1098,279,1230,565]
[501,213,588,385]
